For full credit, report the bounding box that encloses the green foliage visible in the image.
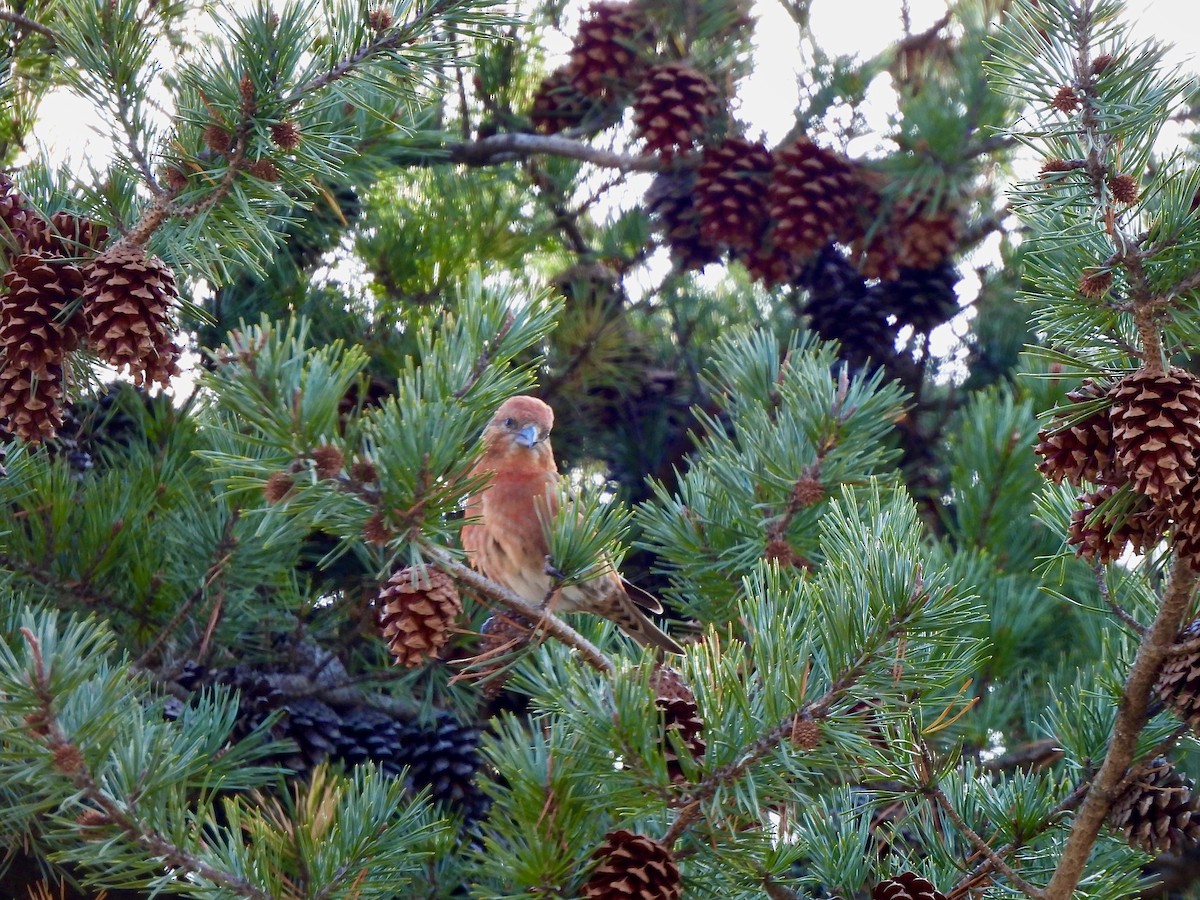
[6,0,1200,896]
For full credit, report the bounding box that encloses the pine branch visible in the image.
[132,509,240,669]
[422,543,616,675]
[447,132,663,172]
[0,9,57,41]
[20,628,271,900]
[929,780,1045,899]
[1044,560,1198,900]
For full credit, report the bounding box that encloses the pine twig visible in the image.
[448,132,664,172]
[0,9,57,40]
[422,543,615,675]
[1093,561,1146,635]
[929,782,1045,900]
[1044,561,1197,900]
[132,509,241,670]
[20,629,271,900]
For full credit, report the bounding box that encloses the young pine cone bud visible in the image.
[270,120,301,150]
[203,124,232,155]
[1107,173,1139,204]
[1051,85,1080,113]
[1079,268,1113,299]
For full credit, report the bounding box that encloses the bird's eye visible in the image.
[503,417,515,428]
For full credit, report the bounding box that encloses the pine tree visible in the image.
[3,0,1200,898]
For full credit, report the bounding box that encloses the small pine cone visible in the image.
[871,262,961,333]
[632,63,720,160]
[1108,173,1139,204]
[1109,367,1200,502]
[1091,53,1115,75]
[1,251,87,370]
[270,120,301,150]
[1035,379,1117,485]
[531,67,603,135]
[645,171,722,271]
[396,711,489,822]
[377,567,463,667]
[263,471,295,503]
[1039,158,1077,177]
[649,666,705,782]
[0,363,66,443]
[569,1,651,101]
[164,166,189,192]
[203,123,232,154]
[1108,757,1200,855]
[82,244,182,388]
[1067,485,1168,563]
[791,715,821,749]
[1079,268,1113,299]
[310,444,344,479]
[247,159,280,182]
[367,7,393,29]
[792,472,824,507]
[1154,619,1200,733]
[362,511,394,545]
[582,830,682,900]
[873,872,947,900]
[1051,85,1080,113]
[766,139,861,261]
[693,137,773,251]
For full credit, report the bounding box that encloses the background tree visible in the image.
[2,0,1200,897]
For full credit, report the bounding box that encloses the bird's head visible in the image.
[480,395,555,459]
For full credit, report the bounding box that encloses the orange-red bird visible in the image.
[462,395,683,654]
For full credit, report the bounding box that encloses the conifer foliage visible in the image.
[3,0,1200,898]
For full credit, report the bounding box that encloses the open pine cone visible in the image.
[694,137,773,251]
[1155,619,1200,734]
[1110,367,1200,502]
[377,567,463,667]
[582,830,681,900]
[1035,379,1117,486]
[82,244,182,388]
[649,666,705,782]
[1108,757,1200,855]
[632,63,720,160]
[569,1,651,101]
[766,139,861,262]
[873,872,947,900]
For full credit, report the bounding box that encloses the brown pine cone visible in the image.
[1155,619,1200,734]
[1035,379,1117,485]
[569,1,651,101]
[694,137,773,251]
[81,244,182,388]
[1067,485,1168,564]
[582,830,681,900]
[531,66,601,134]
[1109,367,1200,502]
[1108,757,1200,855]
[377,567,463,667]
[649,666,705,782]
[632,63,720,160]
[873,872,946,900]
[766,139,861,262]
